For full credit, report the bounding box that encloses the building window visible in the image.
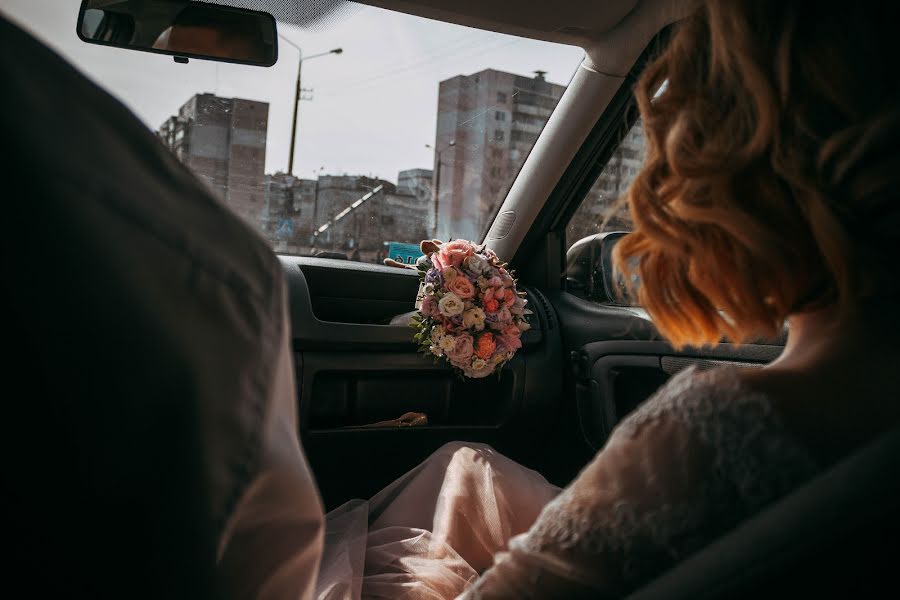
[494,130,505,142]
[492,148,504,159]
[490,166,501,178]
[495,111,506,121]
[497,92,507,103]
[510,130,539,145]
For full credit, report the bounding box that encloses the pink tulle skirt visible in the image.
[315,442,561,600]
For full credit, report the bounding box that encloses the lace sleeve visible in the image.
[458,366,818,599]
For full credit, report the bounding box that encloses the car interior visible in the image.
[3,0,897,597]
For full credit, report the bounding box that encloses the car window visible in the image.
[3,0,583,265]
[566,119,645,248]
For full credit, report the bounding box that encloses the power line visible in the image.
[319,36,524,96]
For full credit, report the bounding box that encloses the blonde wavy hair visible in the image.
[614,0,900,348]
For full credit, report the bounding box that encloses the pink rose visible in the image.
[497,307,512,324]
[421,295,439,318]
[503,289,516,307]
[447,276,476,300]
[483,288,495,302]
[497,334,522,351]
[447,334,474,364]
[502,324,521,338]
[488,277,503,288]
[439,240,474,268]
[483,298,500,313]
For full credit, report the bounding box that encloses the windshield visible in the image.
[3,0,583,264]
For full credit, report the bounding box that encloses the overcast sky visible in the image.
[2,0,584,182]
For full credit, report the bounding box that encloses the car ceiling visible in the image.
[353,0,639,44]
[206,0,693,59]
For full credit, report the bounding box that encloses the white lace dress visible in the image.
[314,366,820,599]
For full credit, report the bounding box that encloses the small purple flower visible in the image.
[425,268,444,287]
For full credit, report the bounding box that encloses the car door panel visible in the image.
[281,257,564,509]
[549,289,786,452]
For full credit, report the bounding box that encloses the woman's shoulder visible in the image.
[616,364,778,440]
[614,364,820,499]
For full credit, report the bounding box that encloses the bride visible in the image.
[314,1,900,598]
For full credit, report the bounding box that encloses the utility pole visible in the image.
[427,140,455,239]
[287,56,303,175]
[279,34,342,175]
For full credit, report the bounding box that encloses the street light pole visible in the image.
[280,35,342,175]
[427,140,454,239]
[288,55,303,175]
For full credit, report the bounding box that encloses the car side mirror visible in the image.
[565,231,639,304]
[77,0,278,67]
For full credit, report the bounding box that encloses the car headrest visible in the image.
[627,426,900,599]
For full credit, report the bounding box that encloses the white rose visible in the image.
[462,307,486,329]
[439,335,456,353]
[438,293,465,317]
[464,254,489,274]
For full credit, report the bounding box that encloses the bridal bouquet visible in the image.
[411,240,531,379]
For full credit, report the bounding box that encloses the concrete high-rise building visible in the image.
[566,121,645,245]
[158,93,269,227]
[433,69,566,242]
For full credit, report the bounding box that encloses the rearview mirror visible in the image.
[77,0,278,67]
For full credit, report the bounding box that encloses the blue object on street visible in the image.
[388,242,424,265]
